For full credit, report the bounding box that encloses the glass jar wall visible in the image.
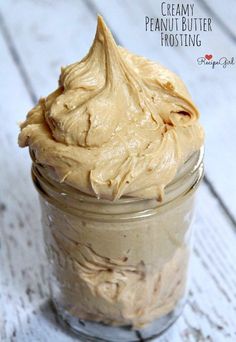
[32,148,204,341]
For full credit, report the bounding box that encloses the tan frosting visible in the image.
[18,16,204,200]
[19,16,204,330]
[40,184,194,328]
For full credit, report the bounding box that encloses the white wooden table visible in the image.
[0,1,236,341]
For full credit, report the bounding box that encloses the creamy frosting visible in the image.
[40,183,195,328]
[20,16,204,330]
[19,16,204,200]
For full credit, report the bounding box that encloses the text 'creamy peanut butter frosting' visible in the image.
[18,16,204,200]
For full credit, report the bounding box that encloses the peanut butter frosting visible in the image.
[18,16,203,200]
[40,183,194,328]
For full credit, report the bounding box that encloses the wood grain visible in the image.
[0,1,236,341]
[197,0,236,44]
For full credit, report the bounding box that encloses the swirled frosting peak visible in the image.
[19,16,204,200]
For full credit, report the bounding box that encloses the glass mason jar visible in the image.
[31,148,204,341]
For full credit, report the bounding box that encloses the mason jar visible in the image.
[31,148,204,341]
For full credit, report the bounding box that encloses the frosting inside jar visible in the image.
[19,16,204,330]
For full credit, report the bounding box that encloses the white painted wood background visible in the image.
[0,0,236,341]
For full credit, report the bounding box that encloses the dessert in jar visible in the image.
[19,16,204,342]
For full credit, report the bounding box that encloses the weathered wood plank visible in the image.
[198,0,236,43]
[0,1,236,341]
[0,29,48,342]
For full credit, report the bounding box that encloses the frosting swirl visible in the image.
[19,16,204,200]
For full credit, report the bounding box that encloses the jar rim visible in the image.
[31,147,204,220]
[32,147,204,202]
